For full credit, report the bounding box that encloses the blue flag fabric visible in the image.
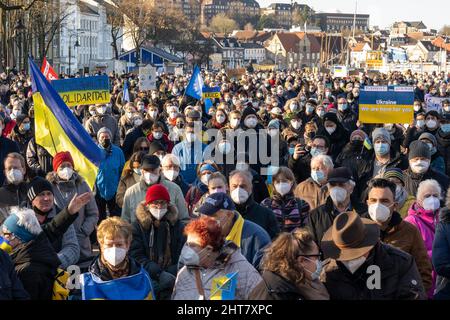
[185,65,204,100]
[80,267,155,300]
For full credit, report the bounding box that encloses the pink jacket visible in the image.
[405,202,438,298]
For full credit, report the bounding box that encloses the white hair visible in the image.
[161,153,180,168]
[229,170,253,185]
[10,208,42,236]
[417,179,442,201]
[311,155,334,170]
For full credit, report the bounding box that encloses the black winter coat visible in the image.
[235,197,280,239]
[435,129,450,176]
[317,124,350,161]
[322,242,427,300]
[249,271,304,300]
[0,136,20,186]
[0,249,29,300]
[11,232,60,300]
[122,126,146,160]
[403,168,449,200]
[307,197,367,245]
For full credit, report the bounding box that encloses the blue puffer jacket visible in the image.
[96,144,125,201]
[432,208,450,300]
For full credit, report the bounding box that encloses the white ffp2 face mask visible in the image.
[329,187,347,204]
[422,196,440,211]
[102,247,127,266]
[163,169,179,181]
[231,187,249,204]
[274,182,292,196]
[149,207,168,220]
[368,203,391,223]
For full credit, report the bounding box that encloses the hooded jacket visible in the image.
[129,202,185,280]
[11,232,60,300]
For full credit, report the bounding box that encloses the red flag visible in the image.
[41,57,59,81]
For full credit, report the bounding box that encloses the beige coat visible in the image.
[295,178,329,210]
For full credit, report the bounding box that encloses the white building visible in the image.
[350,42,372,68]
[240,43,266,64]
[56,0,123,74]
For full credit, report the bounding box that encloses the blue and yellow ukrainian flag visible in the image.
[80,267,155,300]
[0,236,12,254]
[29,57,104,190]
[210,272,238,300]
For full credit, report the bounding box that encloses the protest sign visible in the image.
[332,65,348,78]
[139,65,157,91]
[51,76,110,107]
[425,95,446,112]
[359,86,414,124]
[202,86,221,99]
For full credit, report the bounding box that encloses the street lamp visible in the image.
[68,34,80,75]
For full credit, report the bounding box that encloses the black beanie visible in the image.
[409,140,431,160]
[323,112,338,125]
[241,106,257,120]
[27,177,53,202]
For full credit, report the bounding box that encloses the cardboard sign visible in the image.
[425,95,446,112]
[332,65,348,78]
[138,65,157,91]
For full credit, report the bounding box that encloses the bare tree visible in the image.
[104,1,124,60]
[210,13,238,35]
[440,25,450,36]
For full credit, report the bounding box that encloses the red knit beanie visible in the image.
[53,151,74,171]
[145,184,170,204]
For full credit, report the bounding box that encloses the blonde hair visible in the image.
[261,228,315,286]
[97,217,132,244]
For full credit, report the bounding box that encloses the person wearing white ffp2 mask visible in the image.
[229,170,280,239]
[407,140,432,177]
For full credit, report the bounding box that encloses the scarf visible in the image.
[148,219,172,269]
[226,213,245,248]
[100,255,130,279]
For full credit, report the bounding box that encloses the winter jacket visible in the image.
[121,178,189,225]
[288,153,313,184]
[307,196,367,245]
[171,174,190,196]
[11,232,60,300]
[42,206,80,269]
[85,114,120,146]
[95,144,125,201]
[147,132,174,153]
[430,151,446,175]
[116,172,140,208]
[0,249,29,300]
[25,138,53,178]
[294,178,329,210]
[0,136,20,186]
[172,242,262,300]
[336,110,358,133]
[235,196,280,239]
[432,208,450,300]
[403,168,449,200]
[122,126,146,160]
[321,242,427,300]
[87,254,143,282]
[47,172,98,263]
[403,126,425,149]
[171,140,207,185]
[118,115,135,146]
[129,203,185,281]
[260,191,310,232]
[435,129,450,176]
[249,270,330,300]
[0,181,28,223]
[378,211,433,293]
[405,202,438,298]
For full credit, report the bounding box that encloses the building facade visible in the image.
[262,3,292,29]
[201,0,260,25]
[314,12,370,33]
[150,0,201,23]
[211,36,245,69]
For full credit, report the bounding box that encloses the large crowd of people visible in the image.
[0,66,450,300]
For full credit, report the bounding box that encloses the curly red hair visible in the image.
[184,217,224,251]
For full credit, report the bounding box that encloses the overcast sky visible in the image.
[257,0,449,30]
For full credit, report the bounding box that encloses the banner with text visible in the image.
[359,86,414,124]
[51,76,110,107]
[202,86,221,99]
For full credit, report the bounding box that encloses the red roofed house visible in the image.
[265,32,321,69]
[350,42,372,68]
